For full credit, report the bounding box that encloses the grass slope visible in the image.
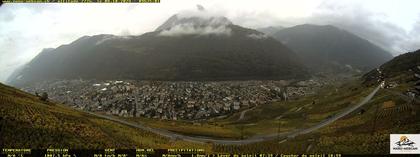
[0,83,208,149]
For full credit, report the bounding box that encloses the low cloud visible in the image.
[232,1,420,55]
[309,1,420,55]
[397,17,420,52]
[306,2,411,55]
[247,33,268,39]
[95,35,133,45]
[159,23,232,36]
[158,5,232,36]
[244,2,420,56]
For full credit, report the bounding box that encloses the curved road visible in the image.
[237,106,257,122]
[83,84,381,145]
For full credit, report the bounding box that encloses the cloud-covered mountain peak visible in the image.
[155,6,233,36]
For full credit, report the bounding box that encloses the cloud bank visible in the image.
[306,1,419,55]
[247,33,268,40]
[158,5,232,36]
[159,23,232,36]
[95,35,133,45]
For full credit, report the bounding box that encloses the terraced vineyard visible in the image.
[377,102,413,118]
[0,83,209,149]
[211,81,419,154]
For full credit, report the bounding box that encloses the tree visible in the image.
[39,92,48,102]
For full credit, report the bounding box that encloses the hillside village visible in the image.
[22,79,326,120]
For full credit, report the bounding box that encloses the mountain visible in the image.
[271,24,393,73]
[363,49,420,86]
[0,82,200,148]
[8,12,308,87]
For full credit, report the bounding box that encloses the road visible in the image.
[238,108,249,121]
[237,106,257,121]
[83,84,382,145]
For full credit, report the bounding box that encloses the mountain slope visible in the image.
[271,24,393,73]
[376,49,420,78]
[0,83,202,148]
[363,49,420,86]
[8,14,308,87]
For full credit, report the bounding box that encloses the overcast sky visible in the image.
[1,0,420,83]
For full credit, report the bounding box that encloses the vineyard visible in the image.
[0,73,418,154]
[211,80,419,154]
[377,102,412,118]
[0,83,210,150]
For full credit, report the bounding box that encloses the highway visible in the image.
[83,84,382,145]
